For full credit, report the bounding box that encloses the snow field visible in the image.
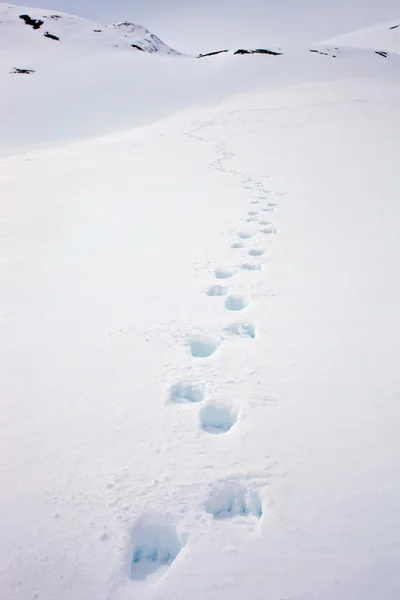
[1,10,400,599]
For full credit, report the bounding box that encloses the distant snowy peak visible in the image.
[111,22,181,55]
[321,19,400,55]
[0,2,183,56]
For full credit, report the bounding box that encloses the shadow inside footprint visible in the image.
[215,268,235,279]
[206,285,228,297]
[130,514,184,582]
[168,381,206,404]
[225,294,251,311]
[205,482,263,520]
[241,263,262,271]
[188,333,220,357]
[260,224,277,234]
[201,403,237,434]
[224,322,256,338]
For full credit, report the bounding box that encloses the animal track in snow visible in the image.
[248,248,265,256]
[206,284,228,297]
[168,381,206,404]
[260,224,277,234]
[215,268,235,279]
[241,263,262,271]
[201,403,237,434]
[231,242,245,249]
[188,333,220,357]
[262,203,277,212]
[204,481,263,520]
[245,216,258,222]
[237,231,254,240]
[130,514,184,581]
[224,322,256,338]
[225,293,251,311]
[249,200,260,205]
[248,211,259,216]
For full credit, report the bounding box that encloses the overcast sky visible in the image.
[17,0,400,53]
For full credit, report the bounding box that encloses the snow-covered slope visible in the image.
[1,73,400,600]
[1,6,400,600]
[322,19,400,54]
[0,2,182,55]
[1,3,399,157]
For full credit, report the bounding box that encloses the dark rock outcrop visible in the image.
[234,48,282,56]
[19,14,44,29]
[198,49,229,58]
[44,32,59,40]
[10,67,35,74]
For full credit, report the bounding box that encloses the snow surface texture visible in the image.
[1,3,400,600]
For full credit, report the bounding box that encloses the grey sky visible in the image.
[16,0,400,53]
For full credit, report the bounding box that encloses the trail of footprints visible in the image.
[128,130,280,584]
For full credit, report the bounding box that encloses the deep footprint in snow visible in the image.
[215,268,235,279]
[130,514,184,581]
[241,263,262,271]
[231,242,245,249]
[168,381,206,404]
[188,333,220,357]
[201,403,237,434]
[262,203,277,212]
[225,293,251,311]
[205,482,263,520]
[248,248,265,256]
[237,231,254,240]
[206,284,228,297]
[224,322,256,338]
[260,224,277,234]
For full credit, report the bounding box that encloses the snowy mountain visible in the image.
[0,2,182,56]
[1,3,400,600]
[111,21,182,55]
[1,2,399,157]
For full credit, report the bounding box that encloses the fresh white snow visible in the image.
[322,19,400,54]
[1,3,400,600]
